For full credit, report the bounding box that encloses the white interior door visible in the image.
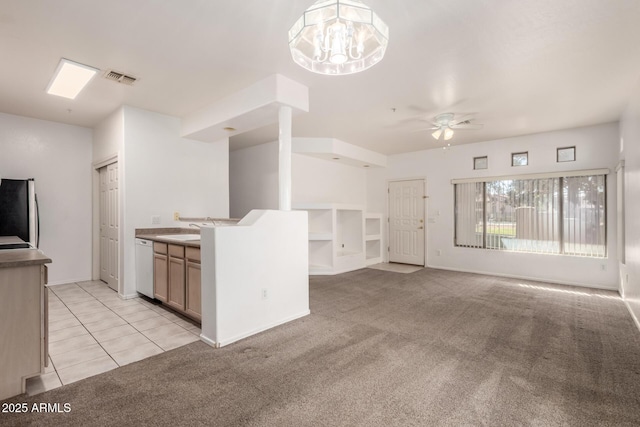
[99,167,108,283]
[389,180,425,265]
[99,163,119,291]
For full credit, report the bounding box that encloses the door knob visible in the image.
[418,226,424,229]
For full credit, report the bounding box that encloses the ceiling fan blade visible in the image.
[450,124,484,130]
[410,127,441,133]
[450,114,477,126]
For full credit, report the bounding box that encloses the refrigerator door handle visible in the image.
[35,192,40,248]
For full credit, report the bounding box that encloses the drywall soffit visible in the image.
[292,137,387,168]
[181,74,309,143]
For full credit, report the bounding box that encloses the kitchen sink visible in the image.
[160,234,201,242]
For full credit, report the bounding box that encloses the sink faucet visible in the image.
[188,223,201,229]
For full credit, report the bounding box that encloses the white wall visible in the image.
[620,79,640,324]
[229,141,368,217]
[121,106,229,297]
[92,108,125,283]
[200,210,309,347]
[93,108,124,162]
[229,141,279,218]
[369,123,620,289]
[0,112,93,285]
[292,154,366,206]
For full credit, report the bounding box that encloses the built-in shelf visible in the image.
[365,213,383,266]
[309,232,333,241]
[294,203,366,275]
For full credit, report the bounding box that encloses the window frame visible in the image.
[453,170,608,258]
[511,152,529,167]
[557,146,576,163]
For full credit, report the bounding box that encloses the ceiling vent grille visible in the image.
[104,70,137,85]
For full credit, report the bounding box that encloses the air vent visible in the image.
[103,70,137,85]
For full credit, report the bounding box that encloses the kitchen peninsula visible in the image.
[0,237,51,401]
[135,210,310,349]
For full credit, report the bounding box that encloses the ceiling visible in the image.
[1,0,640,155]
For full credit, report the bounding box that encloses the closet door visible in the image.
[99,163,119,291]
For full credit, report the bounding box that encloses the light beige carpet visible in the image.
[2,268,640,426]
[367,262,423,273]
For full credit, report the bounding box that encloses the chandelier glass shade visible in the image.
[288,0,389,75]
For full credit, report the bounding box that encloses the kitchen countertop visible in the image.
[135,228,201,248]
[0,237,52,268]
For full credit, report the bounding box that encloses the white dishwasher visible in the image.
[135,238,154,298]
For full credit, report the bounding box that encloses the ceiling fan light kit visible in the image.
[444,127,454,141]
[428,112,484,145]
[288,0,389,75]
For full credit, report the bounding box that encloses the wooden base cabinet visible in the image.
[153,242,201,322]
[167,244,186,311]
[153,242,168,302]
[0,262,50,401]
[185,246,202,321]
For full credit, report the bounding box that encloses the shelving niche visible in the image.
[365,213,383,266]
[294,204,365,275]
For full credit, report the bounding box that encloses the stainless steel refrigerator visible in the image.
[0,178,39,247]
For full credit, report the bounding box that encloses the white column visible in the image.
[278,106,293,211]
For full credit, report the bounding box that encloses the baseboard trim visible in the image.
[217,310,311,348]
[426,264,619,292]
[199,334,218,348]
[624,299,640,333]
[47,277,93,286]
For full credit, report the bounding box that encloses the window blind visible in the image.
[453,171,607,258]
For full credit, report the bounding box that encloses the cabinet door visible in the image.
[185,260,201,321]
[167,256,185,311]
[154,253,168,302]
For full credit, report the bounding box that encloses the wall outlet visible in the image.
[261,288,268,300]
[600,264,607,271]
[151,215,160,225]
[437,249,442,256]
[173,212,180,221]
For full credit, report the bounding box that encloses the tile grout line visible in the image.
[33,281,201,395]
[49,283,123,376]
[52,281,198,366]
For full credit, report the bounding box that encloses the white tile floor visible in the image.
[25,280,201,396]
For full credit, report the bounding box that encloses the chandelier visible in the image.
[288,0,389,75]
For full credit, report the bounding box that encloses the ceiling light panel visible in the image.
[47,59,99,99]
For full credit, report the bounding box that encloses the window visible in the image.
[557,146,576,162]
[474,156,488,170]
[511,152,528,166]
[454,173,606,257]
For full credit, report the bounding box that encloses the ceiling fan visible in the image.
[422,113,484,142]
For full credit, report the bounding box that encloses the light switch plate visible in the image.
[151,215,160,225]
